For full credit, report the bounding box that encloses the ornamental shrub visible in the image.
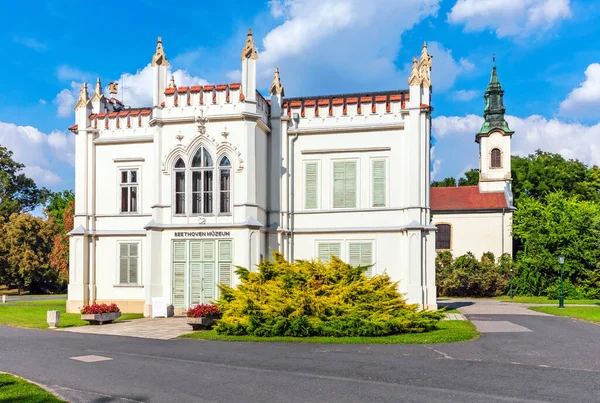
[80,303,120,314]
[436,251,512,297]
[214,252,443,337]
[186,303,221,318]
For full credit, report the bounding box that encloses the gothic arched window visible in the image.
[219,156,232,214]
[191,147,214,215]
[491,148,502,168]
[174,158,186,215]
[435,224,451,250]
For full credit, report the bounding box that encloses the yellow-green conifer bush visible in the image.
[216,253,444,337]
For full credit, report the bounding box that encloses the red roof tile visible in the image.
[290,101,302,107]
[304,100,316,106]
[129,110,141,116]
[318,99,329,106]
[140,109,151,116]
[332,98,344,105]
[203,85,214,91]
[375,95,387,102]
[390,94,402,101]
[68,124,78,132]
[360,96,372,103]
[107,112,118,118]
[190,86,202,92]
[164,88,176,95]
[229,83,241,90]
[89,114,97,119]
[97,113,106,118]
[431,186,508,211]
[215,84,228,91]
[177,86,189,94]
[346,97,358,104]
[118,111,129,117]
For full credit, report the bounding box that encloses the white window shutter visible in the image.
[372,159,386,207]
[173,262,186,308]
[348,242,374,277]
[202,262,215,302]
[173,241,186,261]
[219,263,232,287]
[203,240,215,261]
[318,243,341,262]
[189,262,202,305]
[190,241,202,261]
[329,243,341,258]
[348,243,361,267]
[119,243,129,284]
[333,162,345,208]
[218,240,233,288]
[344,161,357,208]
[305,162,318,209]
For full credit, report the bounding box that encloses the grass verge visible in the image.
[529,306,600,323]
[180,320,479,344]
[0,300,143,329]
[493,296,600,304]
[0,373,65,403]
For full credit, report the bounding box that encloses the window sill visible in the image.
[113,284,144,288]
[119,212,141,216]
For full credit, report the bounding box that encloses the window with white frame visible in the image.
[119,243,139,284]
[332,160,357,208]
[120,169,138,213]
[348,242,373,277]
[372,159,386,208]
[317,242,341,262]
[219,156,232,214]
[304,161,319,210]
[173,148,232,217]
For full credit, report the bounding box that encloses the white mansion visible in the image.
[67,31,438,316]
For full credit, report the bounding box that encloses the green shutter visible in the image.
[129,244,138,284]
[305,162,318,209]
[372,159,386,207]
[173,241,186,261]
[333,161,356,208]
[333,162,345,208]
[218,240,233,287]
[349,243,373,277]
[190,241,202,261]
[119,243,129,284]
[202,262,215,302]
[189,262,202,305]
[173,262,186,308]
[318,243,341,262]
[203,240,215,261]
[344,161,356,208]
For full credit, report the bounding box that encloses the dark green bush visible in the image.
[436,251,512,297]
[215,252,444,337]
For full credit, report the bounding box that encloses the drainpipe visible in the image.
[289,113,300,261]
[249,229,258,270]
[501,208,505,256]
[91,130,97,303]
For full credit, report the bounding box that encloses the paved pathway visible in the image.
[58,317,190,340]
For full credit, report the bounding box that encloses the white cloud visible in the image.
[433,114,600,167]
[12,36,47,51]
[0,122,75,188]
[258,0,442,95]
[427,42,474,91]
[226,70,242,82]
[39,99,47,105]
[448,0,572,38]
[57,65,94,82]
[453,89,478,101]
[559,63,600,117]
[53,81,80,117]
[53,65,210,117]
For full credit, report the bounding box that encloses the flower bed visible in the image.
[186,304,220,330]
[80,303,121,325]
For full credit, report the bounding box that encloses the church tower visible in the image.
[477,61,513,193]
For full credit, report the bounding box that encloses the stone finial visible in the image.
[408,57,420,86]
[151,36,170,67]
[74,83,90,110]
[240,29,259,61]
[417,41,432,88]
[108,82,119,96]
[269,67,284,96]
[169,75,176,88]
[91,78,105,102]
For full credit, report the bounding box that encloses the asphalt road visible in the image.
[1,301,599,403]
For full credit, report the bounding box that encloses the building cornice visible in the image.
[148,112,271,133]
[94,135,154,145]
[301,147,391,155]
[288,121,404,135]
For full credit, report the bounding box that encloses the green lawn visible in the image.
[529,306,600,323]
[180,320,478,344]
[0,373,65,403]
[0,299,143,329]
[493,296,600,305]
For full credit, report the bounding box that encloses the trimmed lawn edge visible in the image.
[0,372,66,403]
[179,320,479,344]
[528,306,600,324]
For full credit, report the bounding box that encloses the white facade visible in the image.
[67,33,437,315]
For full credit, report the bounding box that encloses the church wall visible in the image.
[432,210,513,259]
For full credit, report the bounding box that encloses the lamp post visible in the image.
[509,268,514,299]
[558,255,565,309]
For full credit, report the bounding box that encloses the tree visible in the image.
[0,145,49,218]
[431,177,457,187]
[511,150,600,203]
[0,213,54,294]
[458,169,479,186]
[45,190,74,233]
[512,191,600,297]
[48,199,74,285]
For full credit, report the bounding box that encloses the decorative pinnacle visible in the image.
[169,75,176,88]
[108,82,118,95]
[74,82,90,110]
[151,36,169,67]
[241,28,259,61]
[270,67,284,96]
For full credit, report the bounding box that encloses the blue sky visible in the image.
[1,0,600,192]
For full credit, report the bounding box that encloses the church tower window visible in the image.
[174,158,186,215]
[191,147,214,215]
[219,156,232,214]
[490,148,502,168]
